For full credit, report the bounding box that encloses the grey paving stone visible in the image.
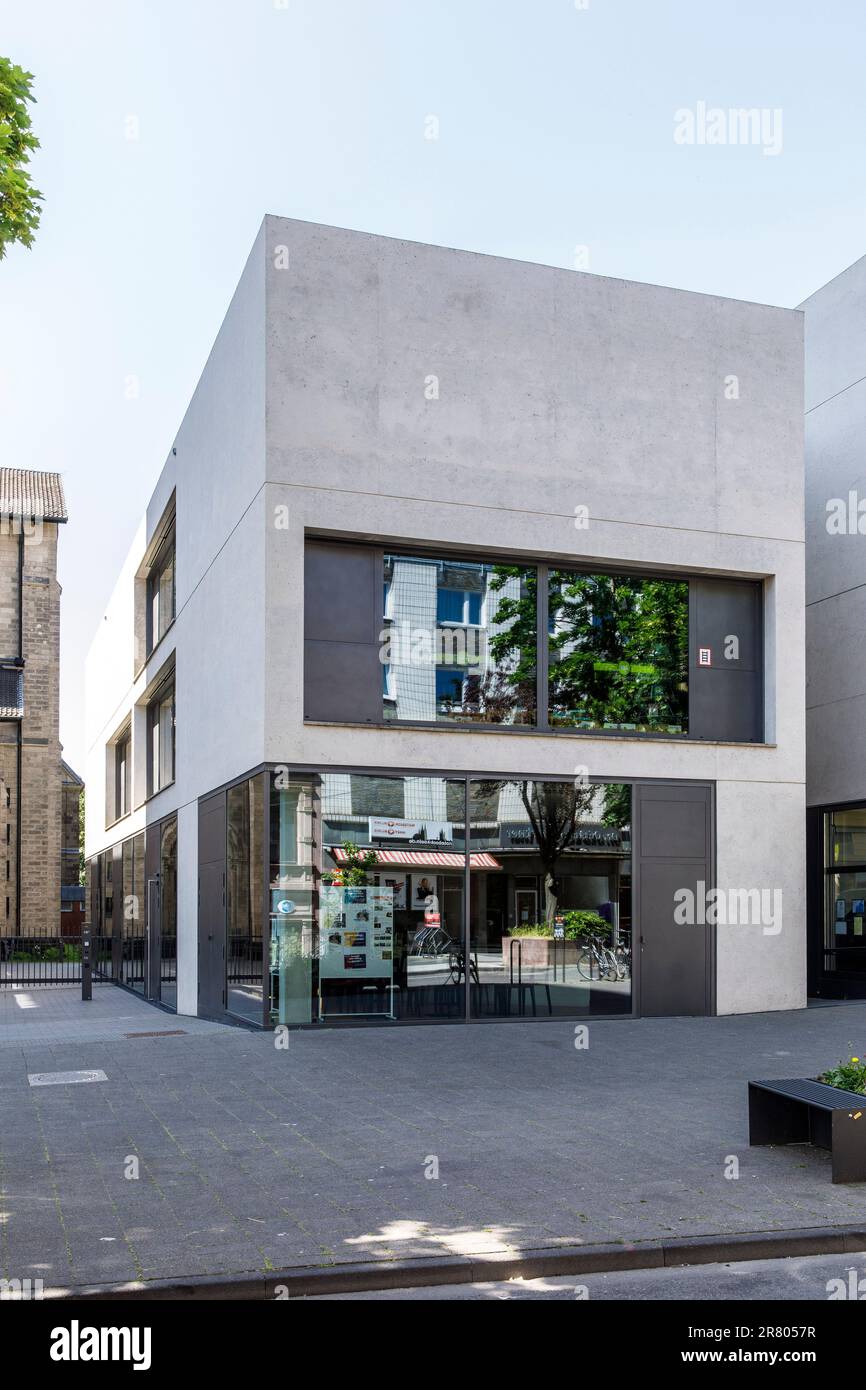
[4,987,866,1288]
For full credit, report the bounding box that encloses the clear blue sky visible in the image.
[1,0,865,771]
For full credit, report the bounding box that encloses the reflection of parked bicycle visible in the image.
[577,933,627,982]
[411,925,453,957]
[613,940,632,980]
[446,947,480,986]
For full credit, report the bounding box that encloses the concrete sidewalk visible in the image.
[1,987,866,1296]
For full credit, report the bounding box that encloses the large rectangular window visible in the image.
[382,553,536,725]
[147,676,175,795]
[305,541,761,741]
[227,777,264,1023]
[468,779,632,1019]
[159,816,178,1009]
[147,523,175,654]
[548,570,688,734]
[113,725,130,821]
[120,832,146,994]
[823,807,866,982]
[266,767,632,1027]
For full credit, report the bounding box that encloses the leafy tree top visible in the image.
[0,58,42,259]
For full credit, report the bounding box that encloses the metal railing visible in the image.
[0,926,112,987]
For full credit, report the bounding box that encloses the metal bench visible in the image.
[748,1078,866,1183]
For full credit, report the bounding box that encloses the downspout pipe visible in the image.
[16,524,23,935]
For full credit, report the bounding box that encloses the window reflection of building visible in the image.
[382,554,536,726]
[269,771,632,1026]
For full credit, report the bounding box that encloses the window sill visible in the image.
[104,811,131,833]
[144,778,175,805]
[302,718,776,749]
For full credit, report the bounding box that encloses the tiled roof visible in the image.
[61,760,84,785]
[0,469,68,522]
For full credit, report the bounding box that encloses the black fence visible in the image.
[0,927,112,987]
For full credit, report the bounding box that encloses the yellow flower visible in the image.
[853,1057,860,1064]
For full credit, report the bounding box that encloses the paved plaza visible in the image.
[1,986,866,1295]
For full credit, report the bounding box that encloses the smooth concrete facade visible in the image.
[85,216,807,1019]
[801,256,866,808]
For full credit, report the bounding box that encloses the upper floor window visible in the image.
[303,539,763,742]
[383,553,537,726]
[148,676,175,796]
[114,725,130,819]
[548,570,689,735]
[147,524,175,654]
[436,587,482,626]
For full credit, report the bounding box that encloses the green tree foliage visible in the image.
[322,841,378,887]
[601,782,631,829]
[487,565,537,695]
[0,58,42,259]
[549,572,688,731]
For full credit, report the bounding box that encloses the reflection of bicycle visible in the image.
[613,941,632,980]
[577,934,623,982]
[446,947,479,986]
[411,925,452,957]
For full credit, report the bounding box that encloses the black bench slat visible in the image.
[751,1079,866,1111]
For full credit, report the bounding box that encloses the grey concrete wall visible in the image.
[801,256,866,809]
[262,217,805,1017]
[86,217,806,1018]
[85,225,269,1014]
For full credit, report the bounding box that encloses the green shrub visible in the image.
[560,910,610,941]
[820,1055,866,1095]
[506,912,611,941]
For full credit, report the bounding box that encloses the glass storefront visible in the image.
[822,806,866,981]
[121,833,145,993]
[159,817,178,1008]
[468,779,632,1018]
[227,777,264,1022]
[85,813,178,1007]
[268,769,632,1027]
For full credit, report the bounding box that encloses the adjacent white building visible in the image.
[85,216,806,1028]
[801,255,866,1001]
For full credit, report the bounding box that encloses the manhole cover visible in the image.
[28,1070,107,1087]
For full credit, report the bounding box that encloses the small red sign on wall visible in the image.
[698,647,712,667]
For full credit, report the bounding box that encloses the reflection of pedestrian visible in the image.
[415,877,434,902]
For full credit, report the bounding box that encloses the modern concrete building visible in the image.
[0,468,69,945]
[84,217,806,1028]
[802,256,866,1000]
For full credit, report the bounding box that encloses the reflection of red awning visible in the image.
[330,848,501,870]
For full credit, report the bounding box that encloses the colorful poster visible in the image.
[410,874,438,910]
[319,885,394,983]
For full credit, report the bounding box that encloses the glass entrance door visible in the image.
[515,887,538,928]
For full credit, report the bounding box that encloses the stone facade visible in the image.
[61,762,83,889]
[0,470,69,937]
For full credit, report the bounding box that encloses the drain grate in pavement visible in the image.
[28,1070,108,1087]
[123,1029,187,1039]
